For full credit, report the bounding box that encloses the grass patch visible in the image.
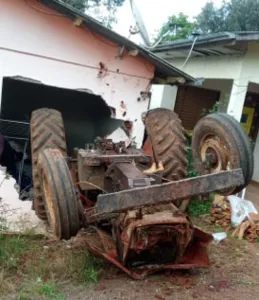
[37,283,64,299]
[187,195,214,217]
[0,234,29,270]
[0,234,103,298]
[17,281,65,300]
[81,251,101,285]
[186,145,199,178]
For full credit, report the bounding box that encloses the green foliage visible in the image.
[196,0,259,34]
[62,0,125,27]
[37,283,65,300]
[0,234,28,270]
[201,101,221,117]
[81,251,102,285]
[157,0,259,41]
[187,194,214,217]
[186,146,199,178]
[185,133,199,178]
[195,1,228,33]
[0,233,103,298]
[63,0,125,11]
[17,282,65,300]
[156,13,195,42]
[201,94,230,117]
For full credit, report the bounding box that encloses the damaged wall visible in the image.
[0,0,155,147]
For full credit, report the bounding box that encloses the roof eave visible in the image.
[153,31,259,54]
[40,0,196,83]
[153,34,236,53]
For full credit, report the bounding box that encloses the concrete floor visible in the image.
[245,181,259,208]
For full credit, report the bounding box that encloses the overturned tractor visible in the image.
[30,107,252,279]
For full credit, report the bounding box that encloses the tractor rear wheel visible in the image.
[144,108,188,211]
[30,108,67,220]
[192,113,253,195]
[38,148,80,240]
[144,108,188,181]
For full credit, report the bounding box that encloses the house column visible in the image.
[149,84,178,110]
[0,52,3,110]
[0,76,3,110]
[227,79,250,196]
[227,79,249,121]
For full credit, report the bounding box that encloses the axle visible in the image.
[95,169,244,214]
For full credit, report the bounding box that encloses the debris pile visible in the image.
[231,213,259,243]
[210,196,231,232]
[209,195,259,243]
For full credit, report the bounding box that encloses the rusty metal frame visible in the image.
[74,138,245,280]
[95,169,244,214]
[83,224,213,280]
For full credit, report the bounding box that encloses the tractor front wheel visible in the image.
[30,108,67,220]
[192,113,253,195]
[38,148,80,240]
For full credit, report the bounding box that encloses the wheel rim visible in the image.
[199,134,237,194]
[200,136,230,173]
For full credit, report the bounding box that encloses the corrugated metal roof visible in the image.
[39,0,195,83]
[158,32,235,47]
[153,32,259,58]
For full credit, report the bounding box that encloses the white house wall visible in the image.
[0,0,156,147]
[164,44,259,183]
[149,85,178,110]
[202,79,233,103]
[166,45,259,121]
[226,43,259,122]
[246,45,259,183]
[168,55,244,80]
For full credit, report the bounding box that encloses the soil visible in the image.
[2,216,259,300]
[2,171,259,299]
[61,229,259,300]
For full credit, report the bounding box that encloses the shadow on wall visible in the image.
[1,77,123,154]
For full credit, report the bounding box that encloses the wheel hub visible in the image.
[200,138,229,173]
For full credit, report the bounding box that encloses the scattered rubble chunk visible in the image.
[210,194,259,243]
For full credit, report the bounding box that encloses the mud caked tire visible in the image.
[144,108,188,181]
[192,113,254,195]
[30,108,67,220]
[38,148,80,240]
[144,108,188,211]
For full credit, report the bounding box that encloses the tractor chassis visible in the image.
[32,107,250,280]
[28,108,252,280]
[76,147,244,279]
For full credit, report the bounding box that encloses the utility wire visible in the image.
[182,36,198,69]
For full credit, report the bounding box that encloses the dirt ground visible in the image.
[2,217,259,300]
[1,172,259,300]
[61,220,259,300]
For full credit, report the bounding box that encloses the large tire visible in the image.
[38,148,80,240]
[215,113,254,185]
[30,108,67,220]
[144,108,188,181]
[144,108,188,211]
[192,113,253,195]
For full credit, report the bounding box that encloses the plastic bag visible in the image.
[228,195,258,227]
[212,232,227,244]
